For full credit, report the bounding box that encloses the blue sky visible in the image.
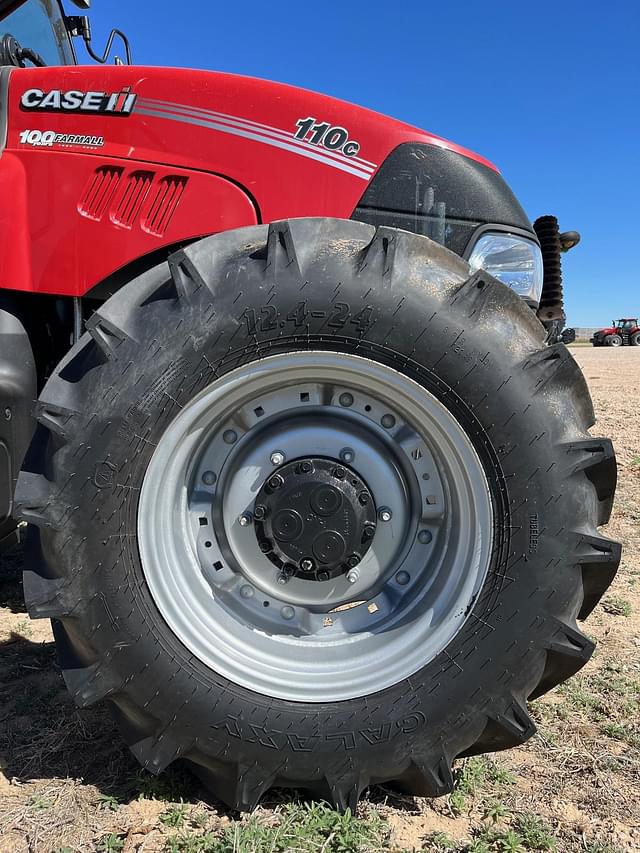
[80,1,639,327]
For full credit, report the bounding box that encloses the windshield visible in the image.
[1,0,74,66]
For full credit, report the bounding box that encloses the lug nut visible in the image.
[418,529,433,544]
[253,504,267,520]
[395,571,410,585]
[300,558,314,572]
[298,460,313,474]
[346,568,359,584]
[362,524,376,541]
[346,554,360,568]
[202,470,217,486]
[379,507,392,522]
[317,571,329,581]
[333,466,346,480]
[238,512,252,527]
[340,447,355,464]
[268,474,284,490]
[259,541,271,553]
[358,492,370,506]
[276,573,289,585]
[270,450,285,466]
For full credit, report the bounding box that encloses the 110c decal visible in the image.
[294,117,361,157]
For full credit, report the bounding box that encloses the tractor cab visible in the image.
[616,318,638,332]
[0,0,130,68]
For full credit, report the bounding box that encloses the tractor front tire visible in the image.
[606,334,623,347]
[16,219,620,812]
[631,332,640,346]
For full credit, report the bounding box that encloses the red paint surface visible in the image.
[0,66,498,297]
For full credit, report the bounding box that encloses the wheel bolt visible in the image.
[238,512,252,527]
[281,605,295,620]
[358,492,370,506]
[395,571,410,585]
[418,529,432,544]
[300,558,314,572]
[298,461,312,474]
[276,573,289,585]
[362,524,376,542]
[346,554,360,568]
[333,466,346,480]
[318,571,329,581]
[339,392,354,407]
[346,568,359,583]
[340,447,355,464]
[270,450,285,466]
[202,470,217,486]
[259,541,271,553]
[268,475,284,490]
[379,507,392,522]
[223,429,238,444]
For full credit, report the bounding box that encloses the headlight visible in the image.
[468,233,544,304]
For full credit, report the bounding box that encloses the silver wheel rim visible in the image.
[138,351,493,702]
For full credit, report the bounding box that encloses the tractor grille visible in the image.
[112,170,155,228]
[78,167,189,234]
[142,175,188,236]
[78,166,123,221]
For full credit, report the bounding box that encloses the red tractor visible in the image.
[591,318,640,347]
[0,0,620,811]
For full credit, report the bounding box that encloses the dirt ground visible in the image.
[0,345,638,853]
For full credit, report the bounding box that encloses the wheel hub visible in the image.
[254,457,377,581]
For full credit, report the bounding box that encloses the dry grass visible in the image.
[1,346,638,852]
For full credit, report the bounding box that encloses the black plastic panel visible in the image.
[353,143,533,256]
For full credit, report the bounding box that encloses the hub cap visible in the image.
[254,457,377,582]
[138,352,493,702]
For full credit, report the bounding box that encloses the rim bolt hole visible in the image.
[223,429,238,444]
[339,393,354,407]
[204,540,212,548]
[381,413,396,429]
[418,529,433,544]
[202,470,217,486]
[395,571,410,585]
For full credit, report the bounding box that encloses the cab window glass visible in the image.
[1,0,74,66]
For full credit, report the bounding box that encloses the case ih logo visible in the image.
[20,87,137,115]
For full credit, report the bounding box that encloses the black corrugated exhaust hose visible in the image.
[534,215,565,323]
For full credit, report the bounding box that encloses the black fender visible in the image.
[0,305,36,550]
